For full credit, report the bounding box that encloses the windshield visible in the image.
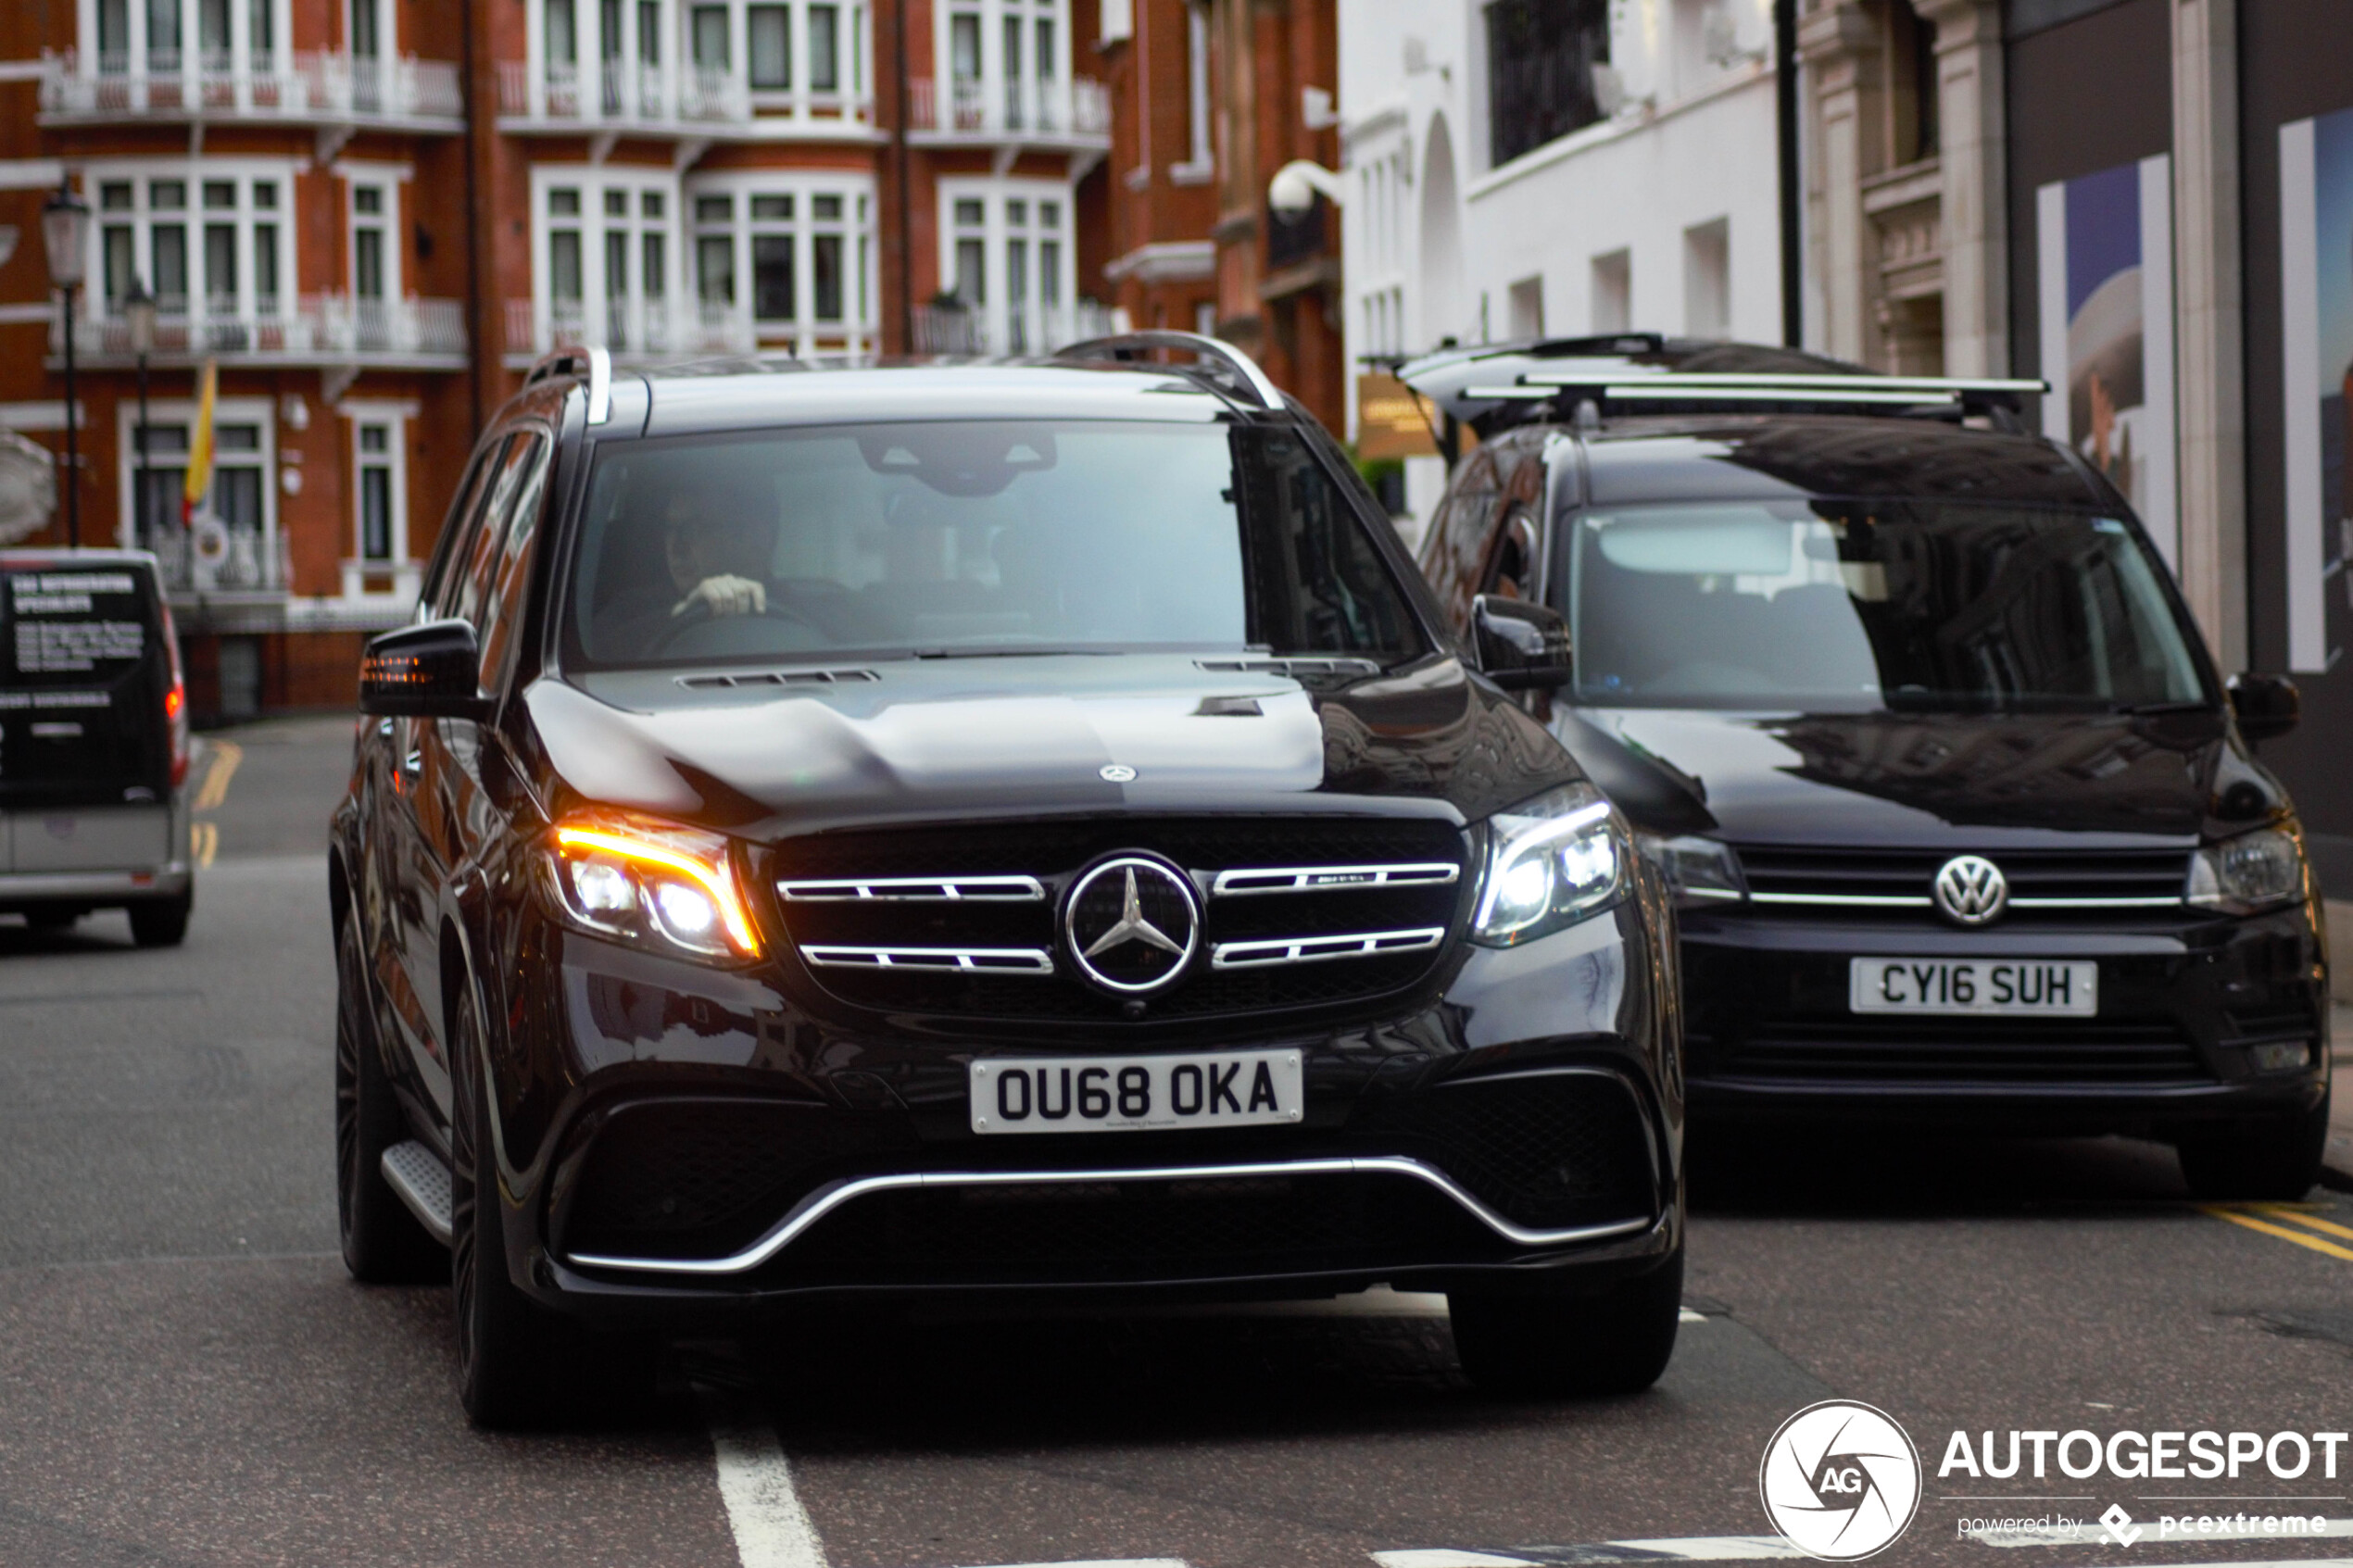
[1556,500,2210,712]
[564,420,1426,670]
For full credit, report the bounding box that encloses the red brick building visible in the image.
[3,0,1113,717]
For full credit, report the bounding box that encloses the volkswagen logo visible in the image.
[1931,854,2007,926]
[1063,854,1201,994]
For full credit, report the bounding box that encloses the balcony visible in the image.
[501,297,901,366]
[494,58,875,140]
[910,298,1116,358]
[57,295,469,370]
[906,75,1109,164]
[40,49,463,132]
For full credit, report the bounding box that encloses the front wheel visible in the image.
[1451,1248,1683,1398]
[449,977,573,1428]
[2178,1092,2330,1201]
[334,915,444,1284]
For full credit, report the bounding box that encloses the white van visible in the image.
[0,548,193,945]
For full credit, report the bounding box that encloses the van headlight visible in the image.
[2187,826,2305,915]
[1637,833,1746,907]
[1472,783,1630,946]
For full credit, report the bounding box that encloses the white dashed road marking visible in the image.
[1372,1539,1803,1566]
[702,1388,828,1568]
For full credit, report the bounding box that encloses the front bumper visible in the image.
[1680,903,2329,1135]
[481,897,1682,1319]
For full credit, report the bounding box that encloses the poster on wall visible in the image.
[2036,156,2177,570]
[2281,107,2353,674]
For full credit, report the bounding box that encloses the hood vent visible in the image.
[676,667,881,690]
[1194,658,1380,679]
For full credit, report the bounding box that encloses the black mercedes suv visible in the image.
[1403,335,2327,1199]
[331,334,1684,1425]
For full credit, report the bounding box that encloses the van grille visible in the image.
[1735,845,2190,919]
[769,817,1470,1022]
[1702,1018,2208,1085]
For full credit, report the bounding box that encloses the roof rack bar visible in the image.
[1604,385,1958,405]
[585,345,612,426]
[1518,370,2047,395]
[1053,330,1286,410]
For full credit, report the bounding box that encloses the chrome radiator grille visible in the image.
[1734,845,2191,918]
[769,817,1471,1021]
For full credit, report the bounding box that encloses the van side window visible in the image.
[1417,451,1500,627]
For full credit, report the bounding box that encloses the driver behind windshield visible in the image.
[598,480,781,658]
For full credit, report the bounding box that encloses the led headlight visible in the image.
[2186,825,2305,916]
[544,817,761,960]
[1636,832,1745,908]
[1472,782,1631,946]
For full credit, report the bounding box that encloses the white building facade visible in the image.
[1337,0,1782,532]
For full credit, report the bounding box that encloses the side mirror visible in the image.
[1470,595,1573,690]
[359,619,491,721]
[2226,671,2299,743]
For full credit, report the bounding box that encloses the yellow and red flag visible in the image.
[181,358,217,528]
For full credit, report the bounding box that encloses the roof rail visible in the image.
[1052,330,1286,410]
[522,345,615,424]
[1458,370,2047,420]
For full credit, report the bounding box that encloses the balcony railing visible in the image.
[42,48,462,125]
[59,295,468,366]
[496,57,874,132]
[907,76,1109,144]
[144,526,291,596]
[509,297,759,359]
[912,298,1115,358]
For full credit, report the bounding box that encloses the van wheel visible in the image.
[2178,1093,2330,1201]
[1450,1248,1683,1398]
[449,977,573,1428]
[128,892,192,947]
[334,916,444,1284]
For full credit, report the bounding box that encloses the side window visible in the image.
[1418,449,1501,628]
[1479,506,1540,600]
[418,438,503,617]
[445,433,540,628]
[474,435,555,689]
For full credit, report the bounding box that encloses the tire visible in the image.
[1451,1248,1683,1398]
[24,907,82,933]
[449,973,572,1428]
[334,915,444,1284]
[2178,1092,2331,1201]
[128,891,192,947]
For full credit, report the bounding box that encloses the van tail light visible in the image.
[160,599,191,790]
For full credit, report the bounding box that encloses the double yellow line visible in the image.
[2202,1201,2353,1261]
[186,739,242,868]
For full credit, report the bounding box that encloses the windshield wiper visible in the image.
[908,646,1116,659]
[2113,700,2213,717]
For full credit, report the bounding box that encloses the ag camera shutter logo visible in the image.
[1760,1400,1923,1560]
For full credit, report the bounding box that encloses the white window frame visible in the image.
[530,165,684,357]
[77,0,296,92]
[1169,0,1212,183]
[110,395,277,550]
[522,0,868,124]
[935,176,1075,354]
[344,167,403,303]
[85,158,298,329]
[685,168,877,358]
[341,399,421,600]
[934,0,1068,134]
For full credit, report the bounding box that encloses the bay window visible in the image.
[685,173,875,355]
[537,170,680,353]
[937,180,1075,352]
[90,164,295,340]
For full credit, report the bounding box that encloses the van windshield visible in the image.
[564,420,1427,670]
[1556,501,2210,712]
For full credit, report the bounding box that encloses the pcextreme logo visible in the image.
[1759,1400,1924,1561]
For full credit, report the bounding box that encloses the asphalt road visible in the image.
[3,715,2351,1568]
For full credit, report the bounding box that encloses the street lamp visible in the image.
[41,178,92,550]
[126,278,156,550]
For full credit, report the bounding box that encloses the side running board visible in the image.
[382,1140,455,1247]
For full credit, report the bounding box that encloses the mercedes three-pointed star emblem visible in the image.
[1063,855,1202,994]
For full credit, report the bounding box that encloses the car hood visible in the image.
[525,654,1579,837]
[1555,705,2287,847]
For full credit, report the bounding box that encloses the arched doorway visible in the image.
[1418,114,1465,351]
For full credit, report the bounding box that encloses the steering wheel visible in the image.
[645,598,828,659]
